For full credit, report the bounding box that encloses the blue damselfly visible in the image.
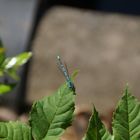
[57,56,75,92]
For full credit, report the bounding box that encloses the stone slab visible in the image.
[27,7,140,114]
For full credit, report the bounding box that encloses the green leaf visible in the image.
[0,83,16,94]
[29,83,75,140]
[6,68,20,80]
[1,52,32,80]
[0,121,31,140]
[83,107,112,140]
[0,69,4,76]
[2,52,32,69]
[112,87,140,140]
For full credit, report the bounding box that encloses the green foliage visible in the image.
[83,107,111,140]
[0,83,16,94]
[29,83,75,140]
[0,71,139,140]
[0,40,32,94]
[112,87,140,140]
[1,52,32,80]
[0,82,75,140]
[0,42,140,140]
[0,121,31,140]
[84,87,140,140]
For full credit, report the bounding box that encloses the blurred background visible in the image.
[1,0,140,139]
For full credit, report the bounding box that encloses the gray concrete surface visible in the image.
[27,7,140,114]
[0,0,36,55]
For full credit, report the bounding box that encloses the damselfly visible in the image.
[57,56,75,92]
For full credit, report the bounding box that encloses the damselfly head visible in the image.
[57,55,60,60]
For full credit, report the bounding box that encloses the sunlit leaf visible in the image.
[112,87,140,140]
[2,52,32,80]
[29,83,75,140]
[3,52,32,69]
